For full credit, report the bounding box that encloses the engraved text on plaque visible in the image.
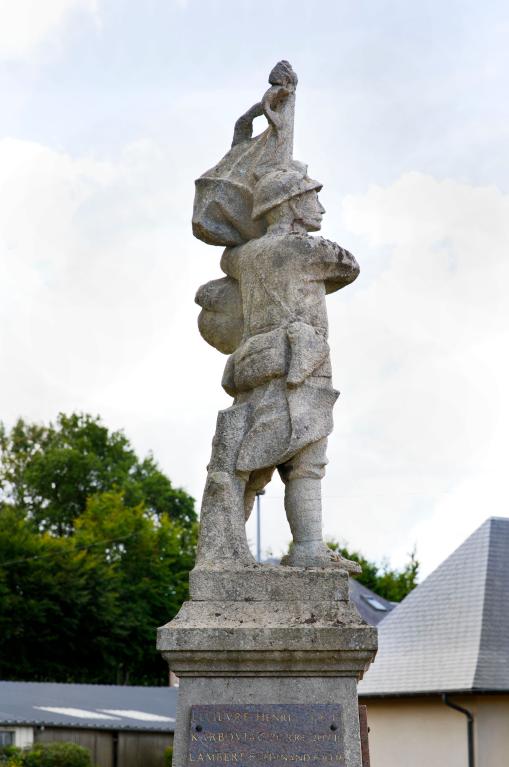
[188,704,345,767]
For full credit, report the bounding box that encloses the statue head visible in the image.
[288,189,326,232]
[252,164,324,232]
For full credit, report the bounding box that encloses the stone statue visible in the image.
[158,64,377,767]
[193,61,360,571]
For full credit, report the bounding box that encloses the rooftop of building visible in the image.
[0,681,178,731]
[360,516,509,697]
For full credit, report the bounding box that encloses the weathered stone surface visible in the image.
[195,276,243,355]
[189,564,349,603]
[192,60,297,247]
[190,61,362,570]
[157,565,377,767]
[158,591,376,767]
[157,582,376,664]
[195,405,255,567]
[166,670,369,767]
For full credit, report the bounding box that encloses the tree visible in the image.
[72,490,196,683]
[327,541,419,602]
[0,413,197,684]
[0,503,114,682]
[0,413,195,534]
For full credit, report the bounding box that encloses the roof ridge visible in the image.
[470,517,493,688]
[470,517,509,690]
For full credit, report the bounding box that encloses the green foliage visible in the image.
[327,541,419,602]
[0,413,196,533]
[0,413,197,684]
[0,744,92,767]
[22,743,92,767]
[164,746,173,767]
[0,746,23,766]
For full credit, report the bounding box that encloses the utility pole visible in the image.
[255,490,265,563]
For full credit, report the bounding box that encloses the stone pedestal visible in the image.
[157,564,377,767]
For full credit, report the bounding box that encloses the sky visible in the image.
[1,0,508,578]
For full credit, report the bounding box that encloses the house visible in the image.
[0,681,177,767]
[359,516,509,767]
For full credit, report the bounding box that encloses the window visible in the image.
[0,731,14,746]
[362,595,387,612]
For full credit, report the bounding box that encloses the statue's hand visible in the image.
[268,60,298,89]
[262,86,292,130]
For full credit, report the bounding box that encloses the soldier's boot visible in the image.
[281,477,361,573]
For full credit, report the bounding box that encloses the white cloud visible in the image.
[0,0,99,59]
[2,140,508,578]
[0,136,228,507]
[332,173,509,575]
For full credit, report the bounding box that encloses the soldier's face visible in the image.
[294,190,325,232]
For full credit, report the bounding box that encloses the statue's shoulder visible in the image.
[220,234,340,275]
[246,232,320,251]
[279,233,337,247]
[222,233,289,261]
[275,233,340,257]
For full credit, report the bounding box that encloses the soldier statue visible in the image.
[192,61,360,571]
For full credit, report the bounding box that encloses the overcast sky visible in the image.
[1,0,508,577]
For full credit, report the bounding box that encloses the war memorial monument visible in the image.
[157,61,377,767]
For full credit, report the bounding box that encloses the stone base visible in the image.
[157,564,377,767]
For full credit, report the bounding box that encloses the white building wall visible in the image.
[14,726,34,749]
[363,694,509,767]
[474,695,509,766]
[363,696,467,767]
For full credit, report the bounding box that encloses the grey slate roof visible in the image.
[0,681,177,731]
[359,517,509,696]
[349,579,395,626]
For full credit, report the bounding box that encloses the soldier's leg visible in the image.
[278,439,329,566]
[279,440,361,570]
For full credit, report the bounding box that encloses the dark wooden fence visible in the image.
[35,726,172,767]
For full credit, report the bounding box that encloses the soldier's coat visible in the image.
[210,232,360,474]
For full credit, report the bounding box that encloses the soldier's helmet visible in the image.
[252,162,322,221]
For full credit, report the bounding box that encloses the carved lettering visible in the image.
[189,706,345,767]
[256,712,292,723]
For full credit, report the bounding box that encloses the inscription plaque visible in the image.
[188,704,345,767]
